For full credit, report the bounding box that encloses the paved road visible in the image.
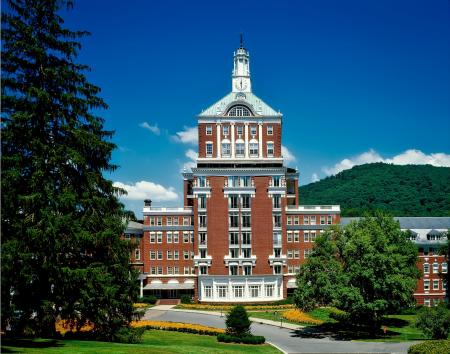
[145,308,416,354]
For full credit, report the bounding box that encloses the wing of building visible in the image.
[124,40,448,306]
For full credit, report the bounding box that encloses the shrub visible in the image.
[416,303,450,339]
[327,308,350,323]
[217,333,265,344]
[225,305,251,337]
[112,327,145,344]
[180,294,192,304]
[141,295,157,304]
[408,340,450,354]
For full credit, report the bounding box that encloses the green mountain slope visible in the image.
[299,163,450,216]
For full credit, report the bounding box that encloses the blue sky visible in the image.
[55,1,449,216]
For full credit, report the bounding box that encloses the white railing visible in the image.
[143,206,193,213]
[286,205,340,212]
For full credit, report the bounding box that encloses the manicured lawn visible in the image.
[1,330,281,354]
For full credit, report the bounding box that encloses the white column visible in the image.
[258,122,263,158]
[244,123,249,158]
[216,123,221,158]
[231,123,235,158]
[139,278,144,298]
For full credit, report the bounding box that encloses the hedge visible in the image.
[130,320,224,336]
[408,340,450,354]
[217,333,265,344]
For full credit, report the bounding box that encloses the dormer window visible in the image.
[228,105,252,117]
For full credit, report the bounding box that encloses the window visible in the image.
[199,232,207,245]
[267,125,273,135]
[240,176,251,187]
[242,212,251,228]
[222,142,231,157]
[242,232,251,245]
[228,105,251,117]
[442,263,448,273]
[424,280,430,291]
[183,217,189,226]
[250,125,257,135]
[167,217,172,226]
[204,285,212,298]
[273,232,282,246]
[287,216,292,225]
[183,232,189,243]
[157,266,163,275]
[304,249,312,258]
[200,266,207,275]
[184,266,190,275]
[294,250,300,259]
[433,263,439,274]
[229,265,238,275]
[288,250,293,259]
[310,231,317,242]
[124,233,131,240]
[267,142,274,157]
[303,216,309,225]
[294,231,300,242]
[236,125,243,135]
[206,125,212,135]
[274,265,282,274]
[242,248,251,258]
[265,284,274,297]
[423,263,430,274]
[274,248,281,257]
[272,176,281,187]
[287,231,293,243]
[157,217,162,226]
[166,232,172,243]
[174,250,179,260]
[157,251,163,260]
[243,265,252,275]
[249,142,258,156]
[133,249,140,260]
[310,216,316,225]
[250,285,260,297]
[223,125,229,136]
[320,216,325,225]
[229,232,239,245]
[206,142,213,156]
[150,232,156,243]
[151,267,156,275]
[217,285,228,298]
[199,195,207,209]
[273,214,282,228]
[184,251,189,260]
[150,251,156,260]
[167,251,173,260]
[273,195,281,209]
[199,213,207,228]
[433,280,440,290]
[236,142,245,157]
[173,232,179,243]
[327,215,333,225]
[157,232,162,243]
[197,176,206,187]
[150,217,155,226]
[241,195,251,209]
[229,212,239,228]
[229,195,239,209]
[230,248,239,258]
[304,231,310,242]
[167,267,173,275]
[424,299,431,307]
[233,285,244,298]
[294,216,299,225]
[173,217,179,226]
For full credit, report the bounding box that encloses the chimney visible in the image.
[144,199,152,207]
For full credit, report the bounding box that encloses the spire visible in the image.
[240,33,243,48]
[232,37,251,93]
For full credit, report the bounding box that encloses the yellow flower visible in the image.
[55,320,94,335]
[133,303,149,308]
[130,320,225,335]
[282,309,323,325]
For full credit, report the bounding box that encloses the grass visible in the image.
[1,329,281,354]
[248,307,337,327]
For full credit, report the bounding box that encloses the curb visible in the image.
[267,341,289,354]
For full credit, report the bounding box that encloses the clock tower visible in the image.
[232,35,252,93]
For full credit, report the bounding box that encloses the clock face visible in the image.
[235,78,248,91]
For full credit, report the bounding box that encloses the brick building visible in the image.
[125,41,448,305]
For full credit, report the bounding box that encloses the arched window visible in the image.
[228,105,252,117]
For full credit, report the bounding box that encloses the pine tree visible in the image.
[1,0,138,338]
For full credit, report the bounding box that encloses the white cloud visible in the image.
[323,149,450,176]
[113,180,178,201]
[282,145,296,164]
[139,122,161,135]
[172,126,198,145]
[311,173,320,183]
[181,149,198,172]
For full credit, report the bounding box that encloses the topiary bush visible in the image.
[225,305,251,338]
[408,340,450,354]
[180,294,192,304]
[217,333,265,344]
[415,303,450,339]
[141,295,157,304]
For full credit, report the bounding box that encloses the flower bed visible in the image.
[133,303,150,308]
[55,320,94,335]
[130,320,225,336]
[282,309,324,325]
[177,304,294,311]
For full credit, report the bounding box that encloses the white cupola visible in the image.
[232,34,252,93]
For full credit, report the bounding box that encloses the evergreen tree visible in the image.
[225,305,251,337]
[1,0,138,338]
[294,213,419,331]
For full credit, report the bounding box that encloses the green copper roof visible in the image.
[198,92,282,117]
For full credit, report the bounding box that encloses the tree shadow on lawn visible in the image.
[289,321,411,341]
[1,338,64,350]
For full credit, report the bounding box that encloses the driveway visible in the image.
[144,308,416,354]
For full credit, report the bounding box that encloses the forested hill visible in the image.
[299,163,450,216]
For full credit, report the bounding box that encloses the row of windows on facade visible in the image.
[148,250,196,261]
[287,215,333,225]
[197,264,285,276]
[195,176,285,188]
[423,279,447,292]
[408,233,447,241]
[149,266,196,275]
[419,247,446,256]
[202,283,278,299]
[205,123,274,136]
[423,262,448,274]
[205,141,274,157]
[423,298,444,307]
[148,216,192,226]
[149,231,194,244]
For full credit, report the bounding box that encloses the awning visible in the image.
[144,283,194,290]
